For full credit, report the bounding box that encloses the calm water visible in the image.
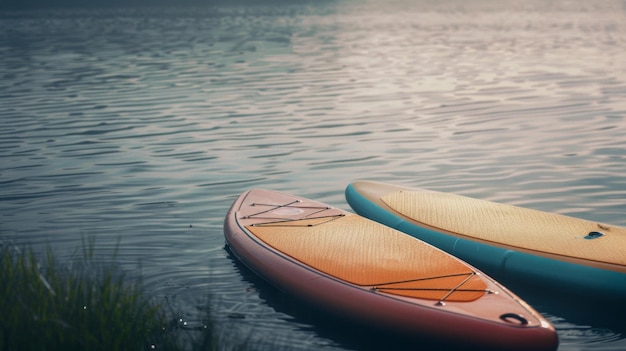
[1,0,625,350]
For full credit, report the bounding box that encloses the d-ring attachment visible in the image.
[584,231,604,240]
[500,313,529,325]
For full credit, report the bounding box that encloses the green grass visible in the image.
[0,240,236,351]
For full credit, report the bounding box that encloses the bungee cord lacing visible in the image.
[370,271,494,305]
[242,200,344,226]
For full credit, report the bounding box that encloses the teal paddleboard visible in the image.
[345,180,626,302]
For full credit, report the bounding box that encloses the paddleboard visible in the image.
[345,180,626,301]
[224,188,558,350]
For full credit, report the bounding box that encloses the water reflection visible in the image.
[1,1,625,350]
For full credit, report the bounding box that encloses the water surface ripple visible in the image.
[1,1,625,350]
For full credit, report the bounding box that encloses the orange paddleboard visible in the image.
[224,189,558,350]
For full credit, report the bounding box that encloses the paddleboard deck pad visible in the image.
[345,180,626,301]
[224,188,558,350]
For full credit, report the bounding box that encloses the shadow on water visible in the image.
[224,246,526,351]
